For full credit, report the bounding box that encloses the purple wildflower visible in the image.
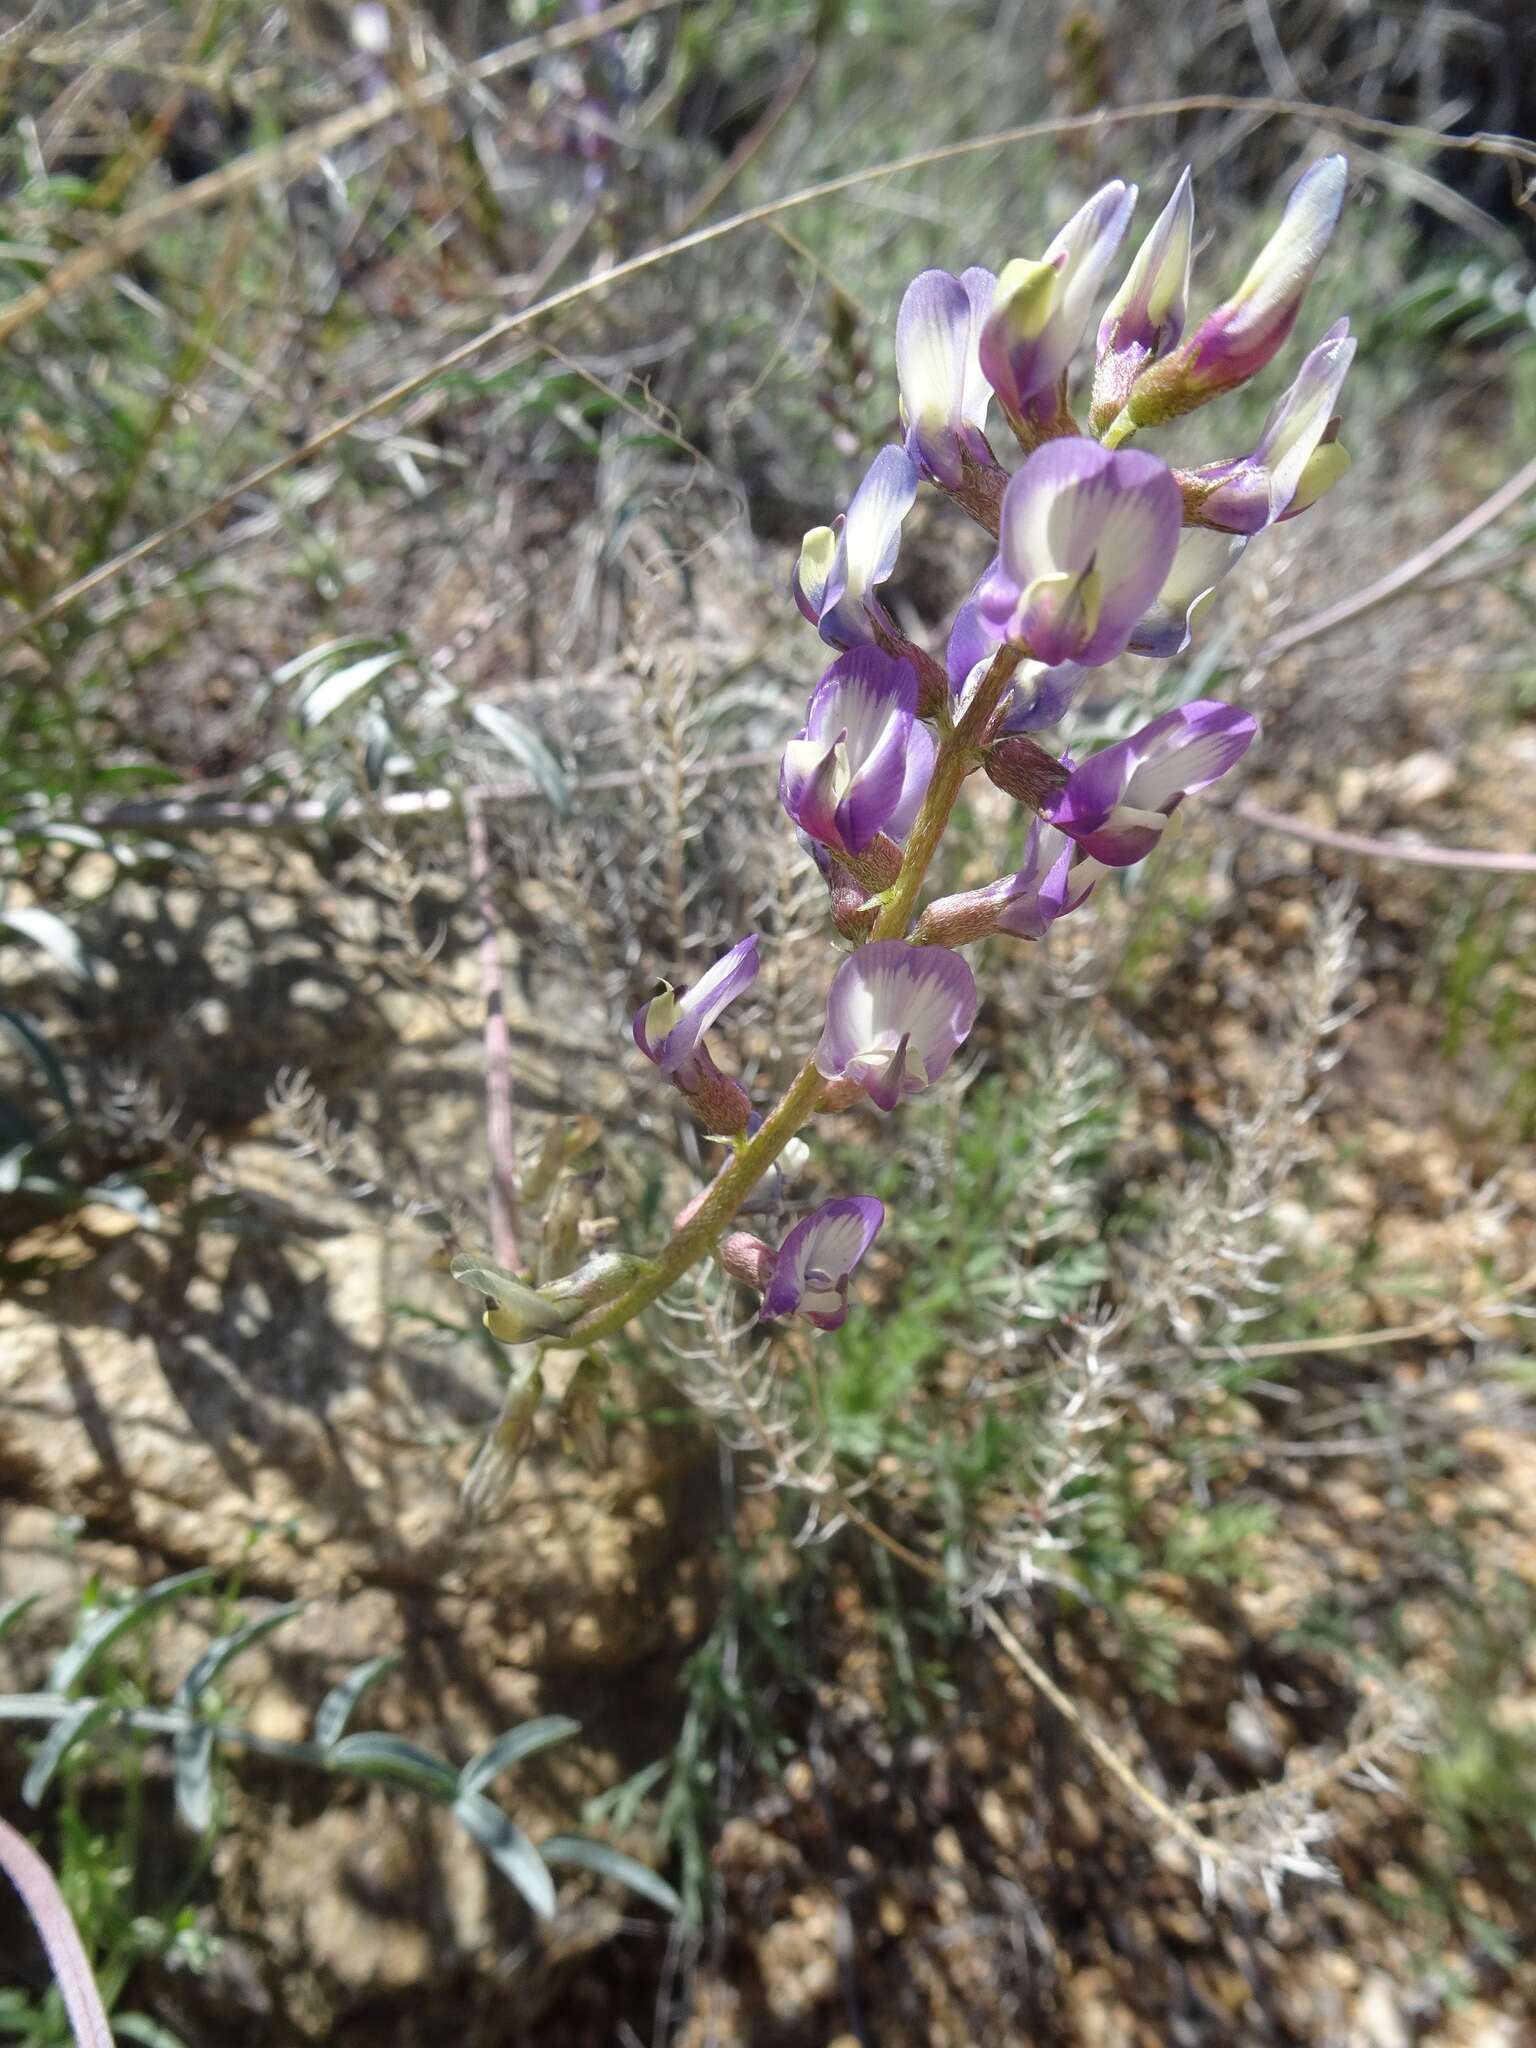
[976,440,1183,668]
[1045,700,1257,866]
[896,266,999,487]
[759,1196,886,1331]
[792,446,919,650]
[918,818,1094,947]
[816,940,977,1112]
[1183,319,1356,534]
[978,181,1136,433]
[633,934,759,1072]
[781,648,936,858]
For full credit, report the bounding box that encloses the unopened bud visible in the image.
[718,1231,775,1290]
[540,1250,648,1314]
[984,735,1069,809]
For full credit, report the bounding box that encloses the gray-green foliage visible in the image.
[0,1571,676,2042]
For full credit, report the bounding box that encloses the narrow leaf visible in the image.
[326,1732,458,1799]
[458,1716,580,1798]
[113,2015,193,2048]
[540,1833,681,1913]
[453,1792,556,1919]
[48,1569,216,1695]
[312,1653,398,1750]
[298,651,404,729]
[272,633,380,684]
[175,1602,304,1710]
[470,704,570,815]
[0,907,92,982]
[0,1007,74,1113]
[0,1593,42,1642]
[22,1699,113,1807]
[174,1723,216,1834]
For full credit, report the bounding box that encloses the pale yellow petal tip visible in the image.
[994,258,1060,343]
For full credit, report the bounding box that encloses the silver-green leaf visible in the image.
[452,1792,556,1919]
[457,1716,580,1799]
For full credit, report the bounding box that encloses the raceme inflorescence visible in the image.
[467,152,1352,1362]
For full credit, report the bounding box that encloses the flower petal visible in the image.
[987,440,1183,666]
[819,445,920,645]
[816,941,978,1107]
[760,1195,885,1327]
[1127,528,1248,657]
[633,933,760,1071]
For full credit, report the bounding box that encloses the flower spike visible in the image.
[1117,155,1347,432]
[816,941,977,1112]
[978,181,1135,437]
[781,648,936,859]
[759,1196,886,1331]
[976,440,1183,668]
[1045,701,1257,866]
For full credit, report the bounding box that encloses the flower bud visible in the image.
[540,1250,648,1314]
[1117,155,1347,432]
[978,182,1135,439]
[984,734,1069,809]
[719,1231,775,1290]
[1091,167,1193,433]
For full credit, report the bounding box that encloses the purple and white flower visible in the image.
[978,181,1136,432]
[781,648,935,858]
[792,445,919,650]
[1091,167,1194,431]
[993,819,1096,938]
[1183,318,1356,534]
[896,266,999,488]
[1045,700,1257,866]
[918,818,1094,947]
[975,440,1183,668]
[759,1195,885,1331]
[816,940,977,1112]
[1126,527,1249,659]
[633,933,759,1074]
[1118,155,1347,430]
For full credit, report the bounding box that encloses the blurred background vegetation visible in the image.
[1,1,1534,2042]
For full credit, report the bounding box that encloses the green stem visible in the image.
[567,644,1024,1345]
[871,643,1022,941]
[565,1056,828,1344]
